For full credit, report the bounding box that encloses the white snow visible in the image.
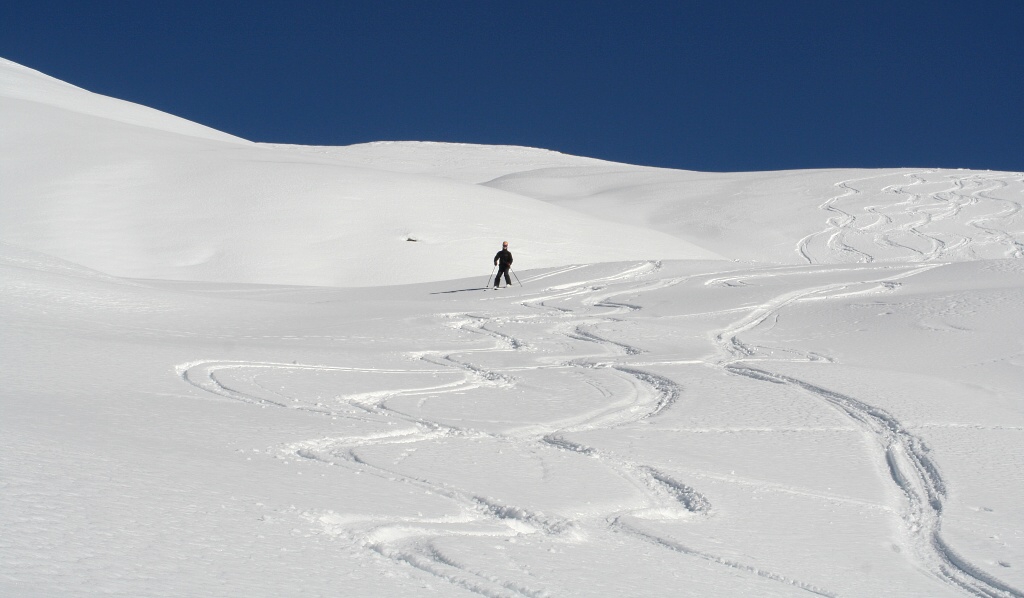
[2,57,1024,597]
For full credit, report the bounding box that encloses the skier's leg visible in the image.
[496,266,510,287]
[503,269,511,285]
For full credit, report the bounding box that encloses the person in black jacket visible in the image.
[493,241,513,288]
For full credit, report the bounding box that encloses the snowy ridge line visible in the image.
[610,517,837,597]
[726,365,1023,598]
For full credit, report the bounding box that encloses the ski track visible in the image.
[175,261,841,596]
[711,261,1023,598]
[609,516,838,598]
[722,365,1022,598]
[177,221,1024,596]
[799,171,1024,266]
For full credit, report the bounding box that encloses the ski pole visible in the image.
[485,264,496,288]
[510,268,523,287]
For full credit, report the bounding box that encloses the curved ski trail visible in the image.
[173,253,1024,597]
[713,263,1023,598]
[799,171,1024,266]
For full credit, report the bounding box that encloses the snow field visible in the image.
[6,248,1024,596]
[3,56,1024,597]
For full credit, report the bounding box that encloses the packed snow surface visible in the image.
[2,57,1024,597]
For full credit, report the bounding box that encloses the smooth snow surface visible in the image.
[3,57,1024,597]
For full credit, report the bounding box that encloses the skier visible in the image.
[493,241,513,288]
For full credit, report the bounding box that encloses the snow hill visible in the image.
[0,58,722,287]
[3,57,1024,597]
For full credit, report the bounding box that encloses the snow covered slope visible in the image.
[0,59,720,287]
[485,166,1024,265]
[0,57,244,142]
[3,57,1024,598]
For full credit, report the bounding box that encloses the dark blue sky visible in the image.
[3,1,1022,172]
